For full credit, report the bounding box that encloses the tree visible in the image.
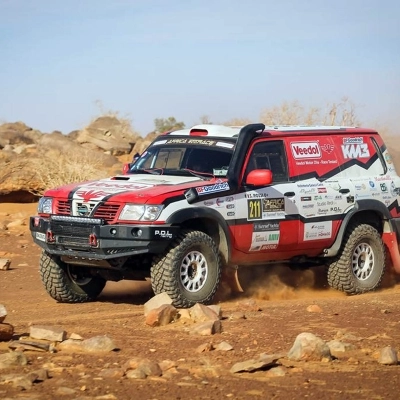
[154,117,185,133]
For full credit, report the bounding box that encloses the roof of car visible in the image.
[166,124,378,138]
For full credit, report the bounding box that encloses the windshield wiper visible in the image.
[130,168,163,175]
[181,169,213,181]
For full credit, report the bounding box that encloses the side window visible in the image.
[244,140,289,182]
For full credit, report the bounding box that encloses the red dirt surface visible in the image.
[1,203,400,399]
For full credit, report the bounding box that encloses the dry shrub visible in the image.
[29,149,108,196]
[260,97,361,126]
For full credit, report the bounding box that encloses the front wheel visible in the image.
[327,223,386,294]
[151,230,221,308]
[39,251,107,303]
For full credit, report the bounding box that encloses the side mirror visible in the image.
[245,169,273,186]
[122,163,132,175]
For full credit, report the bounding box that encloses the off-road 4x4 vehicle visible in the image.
[30,124,400,307]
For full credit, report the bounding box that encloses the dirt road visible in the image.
[1,203,400,399]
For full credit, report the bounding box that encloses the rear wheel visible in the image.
[39,251,106,303]
[151,230,221,308]
[327,223,385,294]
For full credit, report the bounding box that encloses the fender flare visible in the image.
[323,199,392,257]
[166,207,233,261]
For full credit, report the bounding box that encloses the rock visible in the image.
[207,305,222,318]
[159,359,177,372]
[230,353,280,373]
[8,339,53,352]
[145,304,178,327]
[327,340,357,357]
[178,309,191,321]
[126,368,147,379]
[0,304,7,322]
[55,386,77,395]
[0,259,11,271]
[124,357,162,377]
[0,323,14,341]
[0,374,33,390]
[98,368,125,378]
[58,335,117,352]
[144,293,173,317]
[0,351,28,369]
[189,303,220,322]
[189,320,222,335]
[288,332,332,361]
[196,342,214,353]
[306,304,322,313]
[30,325,66,342]
[215,341,233,351]
[378,346,398,365]
[229,311,246,320]
[266,366,287,377]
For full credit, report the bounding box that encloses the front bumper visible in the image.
[30,215,178,260]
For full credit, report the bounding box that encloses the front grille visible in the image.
[94,204,120,222]
[56,200,71,215]
[54,200,121,223]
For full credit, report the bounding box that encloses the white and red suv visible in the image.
[30,124,400,307]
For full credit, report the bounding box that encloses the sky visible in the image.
[0,0,399,136]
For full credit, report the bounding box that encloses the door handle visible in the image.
[284,192,295,197]
[339,188,350,194]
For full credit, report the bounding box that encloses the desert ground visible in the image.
[1,203,400,400]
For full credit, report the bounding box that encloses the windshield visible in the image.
[129,137,235,178]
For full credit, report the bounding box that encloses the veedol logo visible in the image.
[343,137,364,144]
[290,142,321,159]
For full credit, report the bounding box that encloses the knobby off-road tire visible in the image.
[327,223,386,294]
[39,251,106,303]
[151,230,222,308]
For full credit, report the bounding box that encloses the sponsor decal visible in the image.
[300,188,317,194]
[297,183,324,188]
[245,192,268,198]
[249,222,280,251]
[301,204,315,209]
[355,183,367,191]
[317,201,327,206]
[303,221,332,241]
[321,143,334,154]
[216,141,234,149]
[77,204,90,216]
[380,183,388,192]
[164,138,218,146]
[247,198,285,220]
[226,196,234,202]
[154,230,173,239]
[318,208,329,214]
[291,142,322,159]
[390,182,400,196]
[301,196,312,201]
[203,200,214,206]
[385,153,393,164]
[260,244,278,250]
[216,198,224,206]
[314,195,323,200]
[318,187,327,193]
[227,211,235,216]
[369,181,375,188]
[341,137,370,159]
[334,195,342,200]
[330,206,342,212]
[226,204,235,209]
[196,182,230,195]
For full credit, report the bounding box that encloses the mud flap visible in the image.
[382,232,400,274]
[221,265,244,293]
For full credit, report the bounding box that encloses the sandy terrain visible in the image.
[1,202,400,399]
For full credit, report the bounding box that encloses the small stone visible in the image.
[69,333,83,340]
[30,325,66,342]
[126,368,147,379]
[189,320,222,335]
[58,335,117,352]
[137,359,162,377]
[196,342,215,353]
[0,259,11,271]
[229,311,246,320]
[378,346,398,365]
[306,304,322,313]
[159,359,177,372]
[230,353,280,373]
[189,303,220,323]
[145,304,178,327]
[266,366,286,377]
[144,293,173,317]
[0,304,7,323]
[55,386,76,395]
[288,332,332,361]
[0,323,14,341]
[327,340,357,357]
[98,368,124,378]
[0,351,28,369]
[215,341,233,351]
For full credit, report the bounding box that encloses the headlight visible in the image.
[38,197,53,214]
[119,204,164,221]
